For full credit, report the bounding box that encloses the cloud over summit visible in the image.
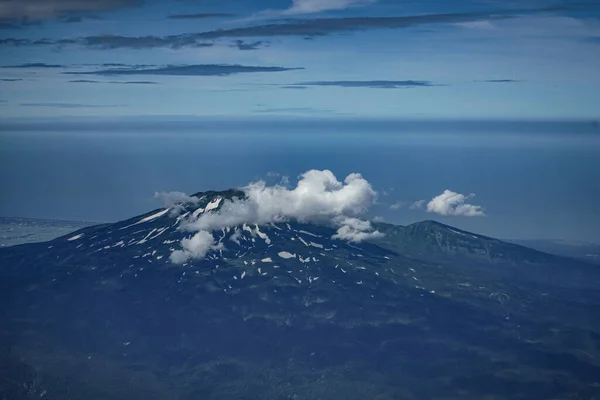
[170,169,383,263]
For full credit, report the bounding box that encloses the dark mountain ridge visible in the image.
[373,219,578,265]
[507,238,600,265]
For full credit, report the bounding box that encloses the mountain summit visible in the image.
[1,189,599,399]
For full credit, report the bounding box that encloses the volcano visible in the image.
[1,189,600,400]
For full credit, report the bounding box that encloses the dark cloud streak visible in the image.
[20,102,124,108]
[1,11,487,48]
[0,7,568,49]
[290,80,437,88]
[168,13,234,19]
[69,79,159,84]
[193,12,515,39]
[1,62,64,68]
[81,34,214,49]
[477,79,522,83]
[0,0,140,21]
[230,40,269,50]
[62,15,102,23]
[0,38,31,46]
[65,64,304,77]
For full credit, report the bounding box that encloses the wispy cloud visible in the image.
[20,102,124,108]
[1,62,64,68]
[0,34,214,49]
[0,7,568,49]
[476,79,522,83]
[420,190,485,217]
[168,13,234,19]
[253,107,337,114]
[289,80,438,88]
[454,20,496,30]
[0,38,30,46]
[68,79,100,83]
[154,191,201,216]
[389,201,405,210]
[278,0,376,15]
[69,79,159,84]
[61,15,102,23]
[230,40,269,50]
[410,200,426,210]
[115,80,159,84]
[0,35,211,49]
[81,34,214,50]
[197,10,533,40]
[0,0,139,21]
[266,172,291,186]
[65,64,303,77]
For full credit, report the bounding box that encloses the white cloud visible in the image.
[155,191,199,206]
[229,229,242,245]
[154,191,200,216]
[279,176,290,186]
[410,199,426,210]
[281,0,376,15]
[266,172,290,187]
[372,216,385,222]
[169,231,223,264]
[239,0,375,20]
[454,20,496,30]
[332,217,383,242]
[389,201,406,210]
[184,169,376,232]
[425,190,485,217]
[171,169,382,263]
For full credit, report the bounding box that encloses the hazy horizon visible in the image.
[2,119,599,242]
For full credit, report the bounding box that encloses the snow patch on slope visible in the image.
[204,197,222,213]
[136,208,170,224]
[278,251,296,259]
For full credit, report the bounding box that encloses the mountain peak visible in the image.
[371,219,582,267]
[190,188,246,202]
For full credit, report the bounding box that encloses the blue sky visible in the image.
[1,0,600,119]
